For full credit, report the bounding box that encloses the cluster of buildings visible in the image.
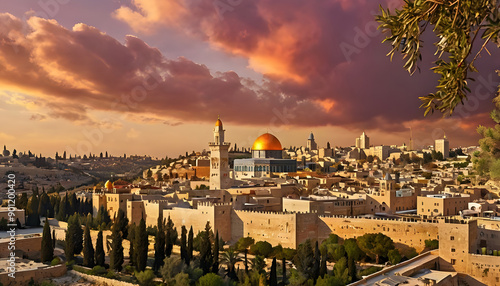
[88,117,500,285]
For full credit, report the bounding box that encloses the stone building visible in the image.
[209,117,232,190]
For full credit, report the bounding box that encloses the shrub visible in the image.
[50,257,61,266]
[65,260,75,270]
[358,266,382,278]
[135,270,156,286]
[91,265,107,276]
[105,270,116,279]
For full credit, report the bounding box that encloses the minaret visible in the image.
[209,116,231,190]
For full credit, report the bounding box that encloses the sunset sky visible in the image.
[0,0,499,158]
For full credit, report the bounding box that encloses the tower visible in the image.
[307,132,317,150]
[209,116,231,189]
[435,132,449,159]
[356,131,369,149]
[380,172,394,191]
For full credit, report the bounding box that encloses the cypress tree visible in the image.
[269,257,277,286]
[187,226,193,265]
[95,230,105,267]
[180,226,187,264]
[41,218,53,262]
[64,214,82,261]
[313,241,320,282]
[116,209,129,239]
[282,257,287,286]
[320,249,327,278]
[200,221,213,274]
[52,229,56,249]
[348,256,357,282]
[244,249,249,274]
[165,216,174,257]
[27,194,40,226]
[83,218,95,267]
[212,231,219,273]
[38,191,51,219]
[128,224,136,266]
[74,214,84,255]
[153,216,166,272]
[56,195,66,221]
[110,220,124,272]
[135,217,148,271]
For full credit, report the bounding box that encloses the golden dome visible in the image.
[252,133,282,151]
[215,115,223,127]
[105,180,113,190]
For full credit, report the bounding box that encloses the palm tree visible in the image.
[220,248,241,281]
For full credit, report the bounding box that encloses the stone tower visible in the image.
[307,132,317,151]
[209,116,231,190]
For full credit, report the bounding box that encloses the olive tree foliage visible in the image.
[377,0,500,116]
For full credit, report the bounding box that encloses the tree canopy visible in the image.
[377,0,500,116]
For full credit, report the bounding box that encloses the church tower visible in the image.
[307,132,317,150]
[209,116,231,189]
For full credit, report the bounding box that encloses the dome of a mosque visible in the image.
[251,133,282,151]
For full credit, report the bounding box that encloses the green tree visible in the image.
[128,223,136,266]
[357,233,395,264]
[165,216,174,257]
[187,226,193,265]
[180,225,187,264]
[65,214,83,261]
[333,257,350,285]
[344,238,365,262]
[135,217,148,271]
[17,192,28,210]
[316,275,345,286]
[56,195,67,222]
[154,216,166,272]
[115,208,129,239]
[110,218,124,272]
[251,255,266,274]
[41,218,53,263]
[269,257,277,286]
[198,273,224,286]
[319,250,327,278]
[250,241,273,257]
[377,0,500,116]
[474,97,500,179]
[220,248,241,281]
[83,217,95,267]
[27,193,40,226]
[160,256,185,284]
[38,191,52,218]
[282,257,287,285]
[348,256,357,283]
[199,222,213,274]
[294,239,314,280]
[95,229,105,267]
[236,236,255,252]
[388,249,402,265]
[212,231,219,273]
[312,241,320,282]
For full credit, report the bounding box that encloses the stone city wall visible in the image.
[0,263,66,286]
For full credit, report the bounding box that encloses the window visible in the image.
[451,248,455,252]
[450,236,454,240]
[451,259,456,265]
